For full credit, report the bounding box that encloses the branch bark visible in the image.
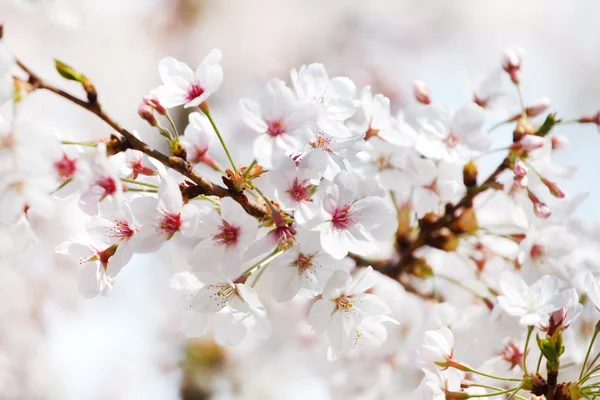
[17,59,268,220]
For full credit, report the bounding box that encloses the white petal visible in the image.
[307,298,336,333]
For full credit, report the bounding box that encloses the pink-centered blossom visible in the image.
[151,49,223,108]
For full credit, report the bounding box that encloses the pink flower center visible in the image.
[331,204,354,230]
[213,220,240,246]
[443,131,461,148]
[129,160,156,180]
[185,81,205,102]
[272,224,296,250]
[190,145,209,164]
[96,176,117,196]
[159,213,182,235]
[335,294,353,312]
[501,342,523,370]
[530,243,545,260]
[287,178,313,203]
[310,133,332,152]
[54,154,77,180]
[111,219,136,240]
[267,120,286,137]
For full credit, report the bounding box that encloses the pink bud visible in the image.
[551,135,569,150]
[412,80,431,105]
[533,202,551,219]
[513,135,544,152]
[513,160,528,177]
[541,177,565,198]
[528,189,551,219]
[525,97,551,118]
[138,104,157,127]
[143,95,167,115]
[502,47,525,84]
[513,175,528,189]
[578,111,600,126]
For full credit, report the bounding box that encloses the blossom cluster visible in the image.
[4,32,600,399]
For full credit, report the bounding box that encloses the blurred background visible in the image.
[1,0,600,399]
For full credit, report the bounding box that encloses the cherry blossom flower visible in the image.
[291,63,356,122]
[307,267,392,357]
[189,273,270,345]
[270,229,345,302]
[86,203,140,270]
[307,132,365,180]
[113,149,157,180]
[415,369,486,400]
[170,272,209,337]
[188,197,258,278]
[56,239,120,298]
[349,86,404,145]
[240,79,316,167]
[129,170,198,253]
[0,171,56,224]
[415,103,491,164]
[78,142,124,215]
[418,326,456,371]
[497,272,569,326]
[472,68,515,112]
[309,171,397,259]
[180,112,217,167]
[269,154,320,224]
[151,49,223,108]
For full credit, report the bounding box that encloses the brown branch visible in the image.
[351,159,509,280]
[16,59,268,220]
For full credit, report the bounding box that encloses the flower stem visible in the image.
[121,178,159,189]
[581,327,600,380]
[164,111,179,138]
[61,140,96,147]
[202,108,238,173]
[463,366,522,382]
[515,82,527,119]
[243,159,258,179]
[125,187,158,193]
[51,178,72,194]
[465,386,522,398]
[239,249,282,278]
[523,326,533,376]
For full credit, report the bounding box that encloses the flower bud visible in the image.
[513,175,528,189]
[534,202,551,219]
[502,47,525,84]
[513,159,528,177]
[462,160,478,187]
[528,189,551,219]
[547,306,567,337]
[525,97,551,118]
[169,138,187,159]
[551,135,568,150]
[540,177,565,198]
[412,80,431,105]
[143,95,167,115]
[578,111,600,126]
[138,104,157,127]
[512,135,544,152]
[445,391,469,400]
